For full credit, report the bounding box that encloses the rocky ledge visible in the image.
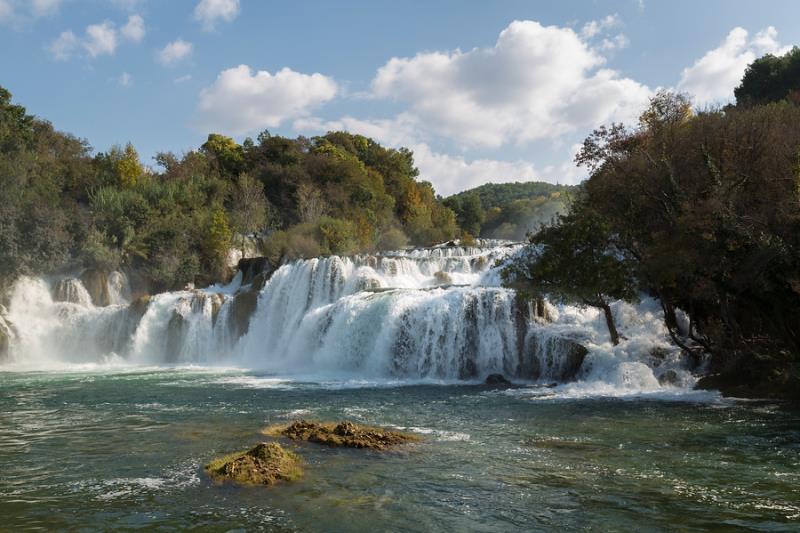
[205,442,303,486]
[263,420,421,450]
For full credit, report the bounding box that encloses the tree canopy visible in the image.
[0,87,463,293]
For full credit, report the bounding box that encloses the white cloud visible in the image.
[599,34,629,51]
[678,26,790,106]
[0,0,13,21]
[194,0,239,31]
[157,39,193,66]
[31,0,61,17]
[174,74,192,83]
[2,0,62,23]
[581,14,620,39]
[118,72,132,87]
[198,64,337,134]
[412,144,542,195]
[48,30,78,60]
[371,20,652,148]
[84,21,117,57]
[121,14,145,43]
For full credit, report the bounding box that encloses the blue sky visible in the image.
[2,0,799,195]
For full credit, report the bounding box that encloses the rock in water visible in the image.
[484,373,513,387]
[433,271,453,285]
[80,269,110,307]
[205,442,303,486]
[264,420,420,450]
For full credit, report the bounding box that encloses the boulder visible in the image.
[80,269,110,307]
[658,369,680,386]
[524,334,588,382]
[205,442,303,486]
[237,257,275,288]
[433,271,453,285]
[484,373,513,387]
[264,420,421,450]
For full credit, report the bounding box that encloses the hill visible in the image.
[444,181,578,241]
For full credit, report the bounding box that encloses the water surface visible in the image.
[1,368,798,531]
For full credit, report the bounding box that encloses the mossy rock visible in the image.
[205,442,303,486]
[263,420,421,450]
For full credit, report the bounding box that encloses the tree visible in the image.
[230,173,268,253]
[115,142,144,188]
[735,47,800,106]
[203,206,232,278]
[295,182,326,223]
[201,133,244,177]
[504,208,638,345]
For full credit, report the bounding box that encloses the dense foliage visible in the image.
[0,86,458,292]
[735,46,800,106]
[444,182,574,241]
[506,77,800,398]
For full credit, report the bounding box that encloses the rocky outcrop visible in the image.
[80,269,110,307]
[264,420,421,450]
[524,334,588,382]
[229,290,259,338]
[237,257,275,290]
[205,442,303,486]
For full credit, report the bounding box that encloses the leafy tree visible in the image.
[735,47,800,106]
[116,142,144,188]
[201,133,244,177]
[504,209,638,345]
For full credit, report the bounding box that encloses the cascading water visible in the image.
[0,243,696,393]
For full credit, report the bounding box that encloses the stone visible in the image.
[433,271,453,285]
[658,369,680,386]
[229,290,259,338]
[264,420,421,450]
[484,373,513,387]
[205,442,303,486]
[79,269,110,307]
[237,257,275,287]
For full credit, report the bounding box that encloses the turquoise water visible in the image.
[1,368,798,532]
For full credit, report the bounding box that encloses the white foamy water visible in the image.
[1,244,699,396]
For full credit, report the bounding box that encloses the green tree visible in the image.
[201,133,244,177]
[735,47,800,106]
[504,209,638,345]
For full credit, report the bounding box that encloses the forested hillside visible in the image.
[444,182,575,241]
[0,87,460,292]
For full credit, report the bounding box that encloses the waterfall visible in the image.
[0,243,697,391]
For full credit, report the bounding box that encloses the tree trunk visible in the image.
[601,302,620,346]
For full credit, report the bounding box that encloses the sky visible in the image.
[1,0,799,195]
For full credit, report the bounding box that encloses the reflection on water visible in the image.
[1,369,799,531]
